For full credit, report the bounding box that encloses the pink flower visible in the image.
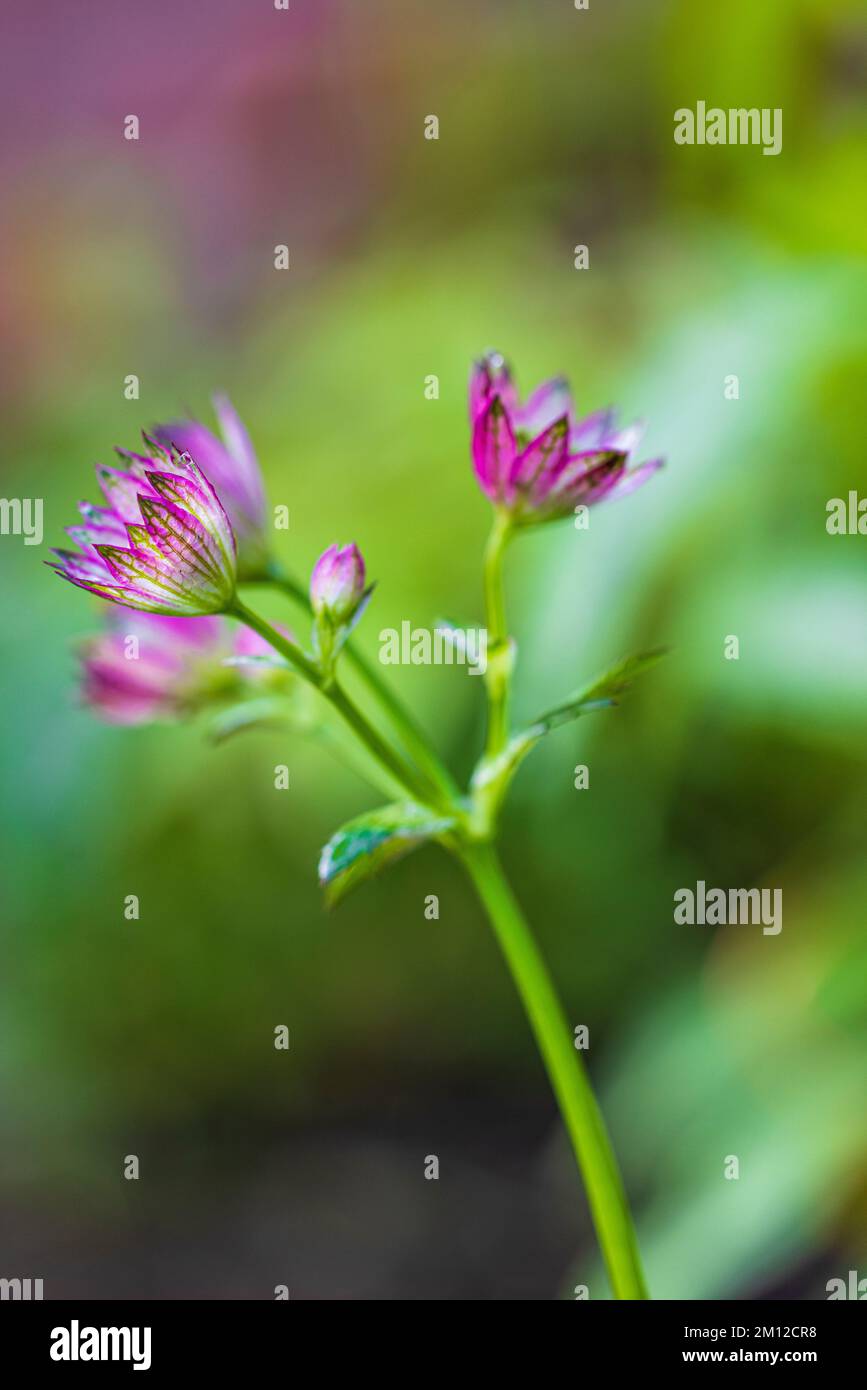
[469,351,662,523]
[78,613,229,723]
[310,543,367,623]
[49,438,238,615]
[78,612,294,725]
[152,396,268,577]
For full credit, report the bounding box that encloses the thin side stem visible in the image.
[460,841,649,1300]
[346,643,462,802]
[482,512,513,758]
[257,564,461,804]
[230,599,443,811]
[308,721,406,801]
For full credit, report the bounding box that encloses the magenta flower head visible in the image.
[469,350,662,526]
[151,396,268,578]
[310,543,367,622]
[78,613,228,724]
[309,542,372,671]
[49,438,238,615]
[78,611,295,725]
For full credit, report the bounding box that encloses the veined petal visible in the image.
[94,548,227,615]
[114,445,160,475]
[510,415,570,502]
[466,352,663,526]
[125,522,159,552]
[51,563,174,611]
[122,521,205,586]
[48,548,112,585]
[94,584,205,614]
[214,395,266,516]
[136,496,233,598]
[152,401,267,576]
[143,473,233,572]
[468,359,493,419]
[53,421,240,617]
[608,456,663,499]
[68,499,128,548]
[569,408,617,452]
[95,544,194,600]
[537,449,628,517]
[469,352,519,418]
[96,463,159,522]
[472,395,517,502]
[149,457,237,566]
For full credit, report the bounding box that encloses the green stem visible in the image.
[257,564,461,804]
[347,643,462,801]
[460,841,649,1300]
[325,682,438,808]
[310,724,402,802]
[232,598,321,684]
[483,512,513,758]
[230,599,441,810]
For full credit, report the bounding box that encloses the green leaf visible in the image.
[469,650,668,833]
[318,802,456,907]
[529,648,668,735]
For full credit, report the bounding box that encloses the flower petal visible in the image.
[608,456,663,500]
[510,415,570,502]
[152,401,266,574]
[143,473,234,573]
[213,395,266,516]
[468,351,518,420]
[48,547,112,585]
[95,544,194,600]
[472,394,517,502]
[514,377,573,437]
[537,449,628,517]
[67,500,128,548]
[135,496,232,598]
[96,463,159,522]
[569,408,618,452]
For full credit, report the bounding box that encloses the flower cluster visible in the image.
[52,356,660,724]
[49,356,663,1298]
[469,351,661,524]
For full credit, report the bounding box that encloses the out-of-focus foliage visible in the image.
[0,0,864,1297]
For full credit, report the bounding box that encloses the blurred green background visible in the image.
[1,0,865,1299]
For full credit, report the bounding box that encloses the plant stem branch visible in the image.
[230,599,440,810]
[256,564,461,804]
[483,511,513,758]
[242,548,648,1299]
[459,840,649,1300]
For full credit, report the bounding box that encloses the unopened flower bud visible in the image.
[310,543,367,623]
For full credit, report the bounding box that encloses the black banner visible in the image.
[1,1299,862,1375]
